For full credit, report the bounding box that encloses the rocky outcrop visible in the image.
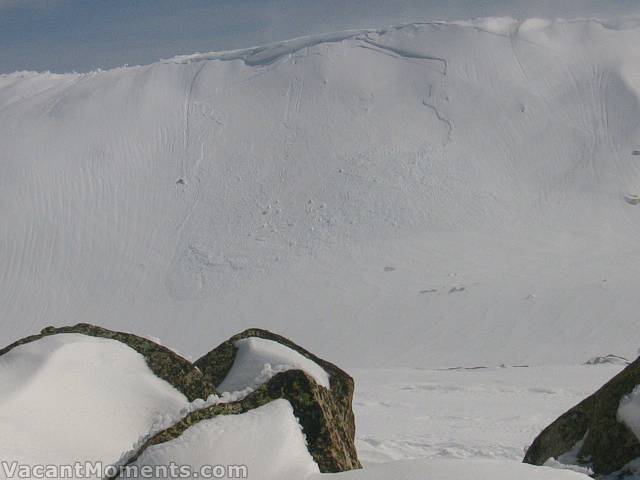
[119,369,360,474]
[2,325,360,474]
[0,323,214,401]
[524,357,640,475]
[194,328,360,472]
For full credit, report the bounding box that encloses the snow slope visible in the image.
[2,18,640,367]
[0,334,188,473]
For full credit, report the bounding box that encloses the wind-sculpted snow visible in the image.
[2,18,640,367]
[217,337,331,392]
[168,30,374,66]
[0,334,189,472]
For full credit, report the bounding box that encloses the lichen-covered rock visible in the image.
[0,323,214,401]
[524,357,640,475]
[2,325,360,474]
[194,328,361,472]
[119,369,360,474]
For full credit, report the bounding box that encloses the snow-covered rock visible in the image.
[525,357,640,476]
[127,400,320,480]
[217,336,330,391]
[0,325,360,476]
[0,324,214,400]
[134,328,361,472]
[0,332,190,475]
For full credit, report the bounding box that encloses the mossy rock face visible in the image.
[194,328,360,472]
[120,369,361,474]
[524,357,640,475]
[0,323,214,402]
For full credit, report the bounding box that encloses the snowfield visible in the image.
[2,17,640,368]
[352,365,622,465]
[1,14,640,480]
[317,458,591,480]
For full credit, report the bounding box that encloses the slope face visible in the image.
[0,334,189,470]
[2,19,640,367]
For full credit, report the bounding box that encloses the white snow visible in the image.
[125,365,614,479]
[2,14,640,480]
[0,334,189,475]
[2,18,640,368]
[217,337,330,392]
[317,458,590,479]
[618,385,640,442]
[350,365,620,464]
[129,399,319,480]
[0,335,621,479]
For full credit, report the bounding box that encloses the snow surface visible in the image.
[217,337,330,392]
[0,334,189,474]
[316,458,590,479]
[0,336,621,479]
[618,385,640,442]
[351,365,621,464]
[129,399,319,480]
[126,365,616,479]
[2,15,640,479]
[2,18,640,368]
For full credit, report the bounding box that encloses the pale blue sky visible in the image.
[1,0,639,73]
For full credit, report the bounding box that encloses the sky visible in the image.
[1,0,639,73]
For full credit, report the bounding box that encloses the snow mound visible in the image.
[218,337,330,392]
[129,399,319,480]
[0,334,189,471]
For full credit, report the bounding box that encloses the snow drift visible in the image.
[218,337,330,392]
[129,400,320,480]
[0,334,188,472]
[2,18,640,367]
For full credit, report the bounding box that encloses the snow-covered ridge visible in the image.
[170,16,640,69]
[1,17,640,77]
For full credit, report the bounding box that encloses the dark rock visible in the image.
[120,369,361,474]
[0,323,214,401]
[524,357,640,475]
[193,328,361,472]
